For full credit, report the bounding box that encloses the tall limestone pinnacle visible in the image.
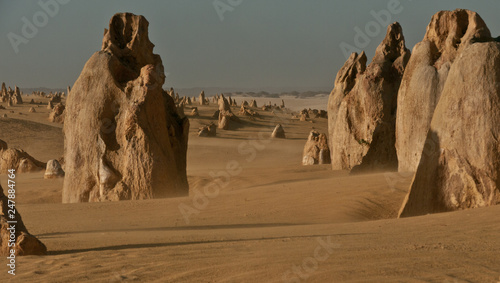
[399,10,500,217]
[63,13,189,203]
[396,9,491,172]
[327,22,410,171]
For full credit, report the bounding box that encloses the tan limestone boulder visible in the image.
[44,159,65,179]
[0,184,47,255]
[0,148,46,174]
[302,130,331,165]
[271,124,286,139]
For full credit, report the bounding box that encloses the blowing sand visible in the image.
[0,96,499,282]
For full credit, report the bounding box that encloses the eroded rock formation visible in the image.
[327,22,410,171]
[48,103,65,123]
[239,105,259,117]
[198,123,217,137]
[0,148,46,174]
[199,91,206,106]
[218,95,239,130]
[44,159,65,179]
[62,13,189,203]
[12,86,22,105]
[396,9,491,172]
[0,184,47,255]
[399,41,500,217]
[271,124,286,139]
[0,83,7,102]
[190,107,199,117]
[302,130,331,165]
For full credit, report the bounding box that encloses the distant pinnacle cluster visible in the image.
[0,83,23,105]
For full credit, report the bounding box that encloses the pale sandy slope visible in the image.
[0,97,499,282]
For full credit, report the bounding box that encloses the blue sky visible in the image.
[0,0,499,91]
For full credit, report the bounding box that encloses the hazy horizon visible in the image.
[1,0,499,91]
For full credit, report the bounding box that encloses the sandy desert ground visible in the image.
[0,96,499,282]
